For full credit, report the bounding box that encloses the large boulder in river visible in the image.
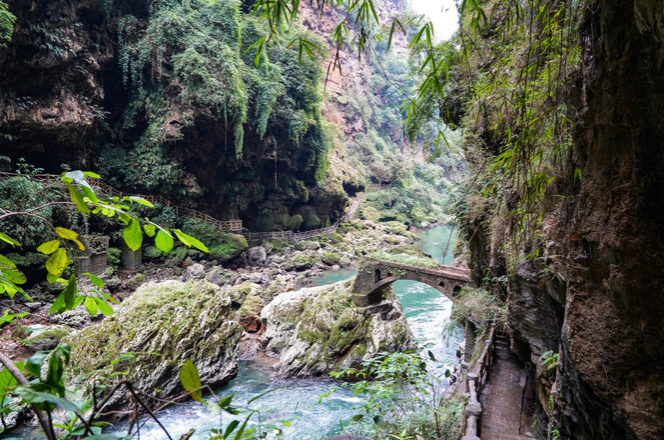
[64,280,243,402]
[261,279,414,377]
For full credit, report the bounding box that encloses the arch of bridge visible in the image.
[351,260,469,307]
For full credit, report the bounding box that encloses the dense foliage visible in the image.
[98,0,329,196]
[327,351,464,440]
[336,37,465,226]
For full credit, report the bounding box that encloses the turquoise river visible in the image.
[109,225,464,439]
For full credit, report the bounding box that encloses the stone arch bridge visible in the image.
[351,259,471,307]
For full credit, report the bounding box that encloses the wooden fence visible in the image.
[0,172,243,232]
[1,173,367,242]
[461,322,497,440]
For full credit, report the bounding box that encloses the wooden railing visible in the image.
[345,195,362,220]
[1,173,366,241]
[245,224,339,242]
[461,322,497,440]
[0,172,243,232]
[244,193,362,243]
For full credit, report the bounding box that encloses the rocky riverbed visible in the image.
[0,219,432,434]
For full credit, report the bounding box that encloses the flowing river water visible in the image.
[7,226,460,439]
[112,225,463,440]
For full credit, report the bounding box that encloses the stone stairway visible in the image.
[478,334,534,440]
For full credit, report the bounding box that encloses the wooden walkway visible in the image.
[461,329,534,440]
[0,172,242,231]
[0,172,363,242]
[478,335,533,440]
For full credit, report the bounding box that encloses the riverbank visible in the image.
[0,219,443,436]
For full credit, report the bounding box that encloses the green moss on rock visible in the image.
[64,280,243,403]
[261,279,414,377]
[321,252,341,266]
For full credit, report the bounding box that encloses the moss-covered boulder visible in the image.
[292,252,319,270]
[237,292,265,333]
[260,279,414,378]
[26,325,73,351]
[64,280,243,402]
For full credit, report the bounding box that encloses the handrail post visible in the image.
[463,373,482,439]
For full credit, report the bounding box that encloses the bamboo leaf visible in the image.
[224,420,240,438]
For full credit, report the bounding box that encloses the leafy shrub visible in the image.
[327,352,464,440]
[106,247,121,270]
[181,220,248,261]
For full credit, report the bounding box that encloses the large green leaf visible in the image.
[0,254,16,268]
[1,267,26,285]
[83,272,104,288]
[124,196,154,207]
[0,310,28,326]
[143,224,156,238]
[49,290,66,313]
[67,183,90,215]
[174,229,209,253]
[36,240,60,255]
[0,361,23,397]
[50,275,77,313]
[14,387,81,413]
[63,170,98,204]
[84,296,98,316]
[179,359,203,402]
[25,352,49,377]
[155,229,174,253]
[45,248,67,277]
[93,297,114,316]
[55,227,85,251]
[97,290,119,305]
[123,218,142,251]
[63,274,77,310]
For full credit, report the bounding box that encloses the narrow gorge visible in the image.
[1,0,663,439]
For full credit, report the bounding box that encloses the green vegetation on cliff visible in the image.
[106,0,329,197]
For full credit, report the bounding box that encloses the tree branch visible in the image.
[0,201,73,220]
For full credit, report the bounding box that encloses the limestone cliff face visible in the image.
[552,2,664,438]
[0,0,115,164]
[0,0,348,231]
[464,1,664,439]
